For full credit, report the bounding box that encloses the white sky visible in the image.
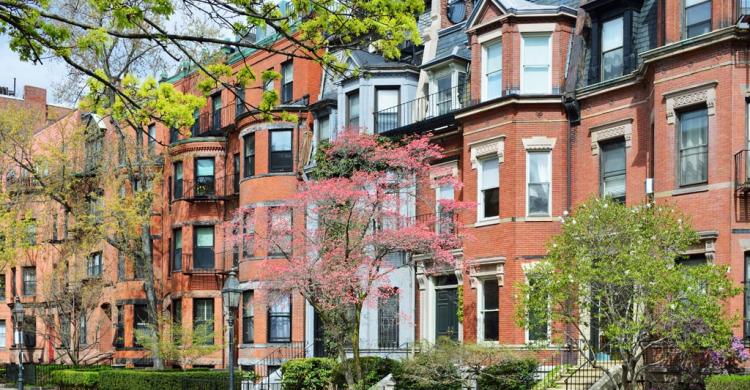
[0,36,71,106]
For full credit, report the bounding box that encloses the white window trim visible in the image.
[520,33,552,95]
[521,262,552,344]
[481,38,502,102]
[470,256,504,344]
[477,156,500,223]
[523,137,554,217]
[470,138,505,223]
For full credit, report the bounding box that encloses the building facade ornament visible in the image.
[664,81,717,124]
[470,137,505,169]
[590,119,633,155]
[468,257,505,288]
[522,136,556,151]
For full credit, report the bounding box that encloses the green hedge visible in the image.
[477,358,538,390]
[98,370,235,390]
[392,355,463,390]
[334,357,401,389]
[49,370,100,389]
[281,358,338,390]
[706,375,750,390]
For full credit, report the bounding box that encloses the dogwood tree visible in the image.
[226,131,467,388]
[517,197,739,390]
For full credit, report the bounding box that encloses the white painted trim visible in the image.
[525,150,552,217]
[481,39,502,102]
[520,33,552,95]
[478,29,503,44]
[517,23,556,33]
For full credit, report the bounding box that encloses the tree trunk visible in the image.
[140,226,164,369]
[350,307,363,388]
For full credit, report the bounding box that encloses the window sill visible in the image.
[672,184,709,196]
[474,217,501,227]
[524,216,556,222]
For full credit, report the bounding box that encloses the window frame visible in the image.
[172,228,183,272]
[520,33,552,95]
[235,85,246,117]
[87,252,103,278]
[268,207,292,257]
[346,90,360,128]
[147,124,156,154]
[481,38,502,101]
[599,138,627,202]
[173,162,183,199]
[377,289,400,348]
[242,291,254,344]
[194,157,216,197]
[267,295,292,343]
[268,129,293,173]
[193,225,215,270]
[477,156,500,222]
[526,151,552,217]
[684,0,712,39]
[478,279,500,343]
[193,298,215,345]
[211,92,222,131]
[0,320,6,348]
[243,133,256,178]
[525,271,551,343]
[600,16,625,81]
[374,87,400,133]
[281,61,294,103]
[133,304,149,348]
[22,267,35,296]
[677,106,709,187]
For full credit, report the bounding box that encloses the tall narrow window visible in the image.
[436,183,455,234]
[243,291,254,344]
[23,267,35,296]
[435,74,453,115]
[195,158,215,197]
[600,139,626,202]
[172,299,182,345]
[133,304,148,348]
[233,153,240,193]
[481,280,499,341]
[482,40,502,101]
[244,133,255,177]
[281,61,294,103]
[0,274,5,300]
[521,34,551,94]
[346,91,360,128]
[0,320,7,348]
[678,107,708,186]
[268,295,291,343]
[378,289,399,348]
[172,228,182,272]
[117,253,126,281]
[601,17,624,81]
[745,252,750,340]
[191,108,200,136]
[478,157,499,220]
[269,130,293,173]
[318,116,331,144]
[147,124,156,154]
[193,226,215,270]
[114,305,124,348]
[235,86,246,117]
[87,252,103,277]
[527,151,551,216]
[170,127,180,144]
[22,317,36,348]
[193,298,215,345]
[78,313,87,346]
[685,0,711,38]
[173,162,183,199]
[211,93,222,131]
[375,88,399,133]
[269,208,292,256]
[243,211,255,259]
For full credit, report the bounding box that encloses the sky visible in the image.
[0,36,71,107]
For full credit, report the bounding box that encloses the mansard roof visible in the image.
[422,23,471,69]
[466,0,577,30]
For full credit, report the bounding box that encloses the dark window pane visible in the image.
[244,133,255,177]
[269,130,293,173]
[483,188,499,218]
[378,291,399,348]
[133,304,149,347]
[483,310,499,341]
[194,226,215,269]
[686,1,711,38]
[243,291,254,343]
[483,280,499,310]
[193,298,214,345]
[600,139,626,201]
[268,295,291,343]
[679,108,708,186]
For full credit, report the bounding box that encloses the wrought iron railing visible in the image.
[254,342,307,389]
[735,150,750,191]
[374,84,471,133]
[191,103,237,136]
[173,174,239,202]
[414,212,458,235]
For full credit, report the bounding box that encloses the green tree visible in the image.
[134,313,222,368]
[516,197,740,390]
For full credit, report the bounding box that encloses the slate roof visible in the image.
[350,50,418,70]
[422,22,471,69]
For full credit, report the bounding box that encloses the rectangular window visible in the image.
[191,108,200,136]
[133,304,149,348]
[26,220,36,246]
[0,320,6,348]
[114,305,124,348]
[78,313,87,346]
[211,93,222,131]
[22,316,36,348]
[233,153,240,193]
[170,127,180,144]
[268,295,291,343]
[194,298,215,345]
[521,34,551,94]
[173,162,183,199]
[679,107,709,186]
[235,86,246,117]
[23,267,35,296]
[60,315,70,348]
[435,74,453,115]
[135,252,146,280]
[686,0,711,38]
[436,183,455,234]
[118,253,126,281]
[481,280,499,341]
[269,208,292,256]
[193,226,215,270]
[281,61,294,103]
[147,124,156,154]
[269,130,293,173]
[482,40,502,101]
[346,91,360,128]
[243,211,255,259]
[172,299,182,345]
[87,252,103,277]
[318,116,331,144]
[478,157,499,220]
[600,138,626,202]
[527,275,549,342]
[173,228,182,272]
[264,69,275,92]
[378,290,399,348]
[527,151,551,216]
[601,17,624,81]
[0,274,6,300]
[375,88,399,133]
[243,133,255,177]
[195,157,215,197]
[243,291,254,344]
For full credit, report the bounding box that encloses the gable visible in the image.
[467,0,505,30]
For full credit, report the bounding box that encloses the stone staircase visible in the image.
[550,361,621,390]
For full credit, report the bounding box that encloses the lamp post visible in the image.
[222,269,241,390]
[12,298,24,390]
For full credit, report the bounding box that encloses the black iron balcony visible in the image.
[415,212,457,235]
[172,174,239,202]
[735,150,750,192]
[190,103,236,137]
[374,84,471,135]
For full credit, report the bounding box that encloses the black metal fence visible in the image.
[5,363,75,387]
[373,84,471,134]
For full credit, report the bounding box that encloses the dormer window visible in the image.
[521,34,551,94]
[601,17,624,81]
[481,39,502,101]
[685,0,711,38]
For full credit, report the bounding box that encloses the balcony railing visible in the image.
[735,150,750,192]
[414,212,458,235]
[190,103,237,137]
[374,84,471,134]
[172,173,239,202]
[6,176,40,192]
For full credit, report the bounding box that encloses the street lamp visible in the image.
[12,298,24,390]
[222,269,241,390]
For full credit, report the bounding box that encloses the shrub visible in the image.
[281,358,338,390]
[97,369,235,390]
[333,357,402,389]
[706,375,750,390]
[392,353,463,390]
[477,358,538,390]
[49,370,100,389]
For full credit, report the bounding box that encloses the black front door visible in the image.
[436,288,459,341]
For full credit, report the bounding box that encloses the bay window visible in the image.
[193,226,215,270]
[482,39,502,101]
[269,130,293,173]
[521,34,551,94]
[346,91,360,128]
[195,157,215,197]
[527,151,551,216]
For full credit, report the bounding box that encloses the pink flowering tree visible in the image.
[226,130,468,387]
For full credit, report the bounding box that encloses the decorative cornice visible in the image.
[590,119,633,155]
[470,137,505,169]
[468,257,505,288]
[522,136,556,151]
[663,81,717,124]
